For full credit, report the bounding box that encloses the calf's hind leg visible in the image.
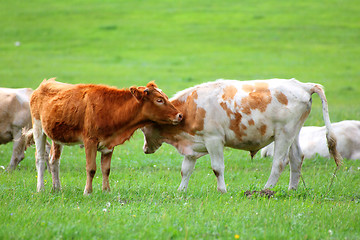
[33,119,47,192]
[100,148,113,192]
[84,139,98,195]
[49,142,63,191]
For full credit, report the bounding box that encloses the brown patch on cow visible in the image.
[242,84,255,93]
[169,91,206,136]
[184,91,206,135]
[259,124,267,136]
[278,161,284,172]
[248,119,255,126]
[300,109,311,123]
[220,102,232,117]
[220,97,247,141]
[275,91,288,105]
[213,170,220,177]
[244,189,276,199]
[241,82,272,115]
[222,85,238,101]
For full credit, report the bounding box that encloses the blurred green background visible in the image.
[1,0,359,125]
[1,1,360,239]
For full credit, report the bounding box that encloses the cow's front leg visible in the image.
[100,148,113,192]
[7,130,26,171]
[205,138,226,193]
[178,156,197,192]
[84,140,98,195]
[49,142,63,192]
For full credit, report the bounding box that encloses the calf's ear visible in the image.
[130,87,144,102]
[146,81,158,89]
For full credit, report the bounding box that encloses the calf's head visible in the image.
[130,81,183,125]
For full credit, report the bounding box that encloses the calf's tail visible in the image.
[311,84,343,166]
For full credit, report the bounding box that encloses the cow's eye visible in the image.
[156,98,164,104]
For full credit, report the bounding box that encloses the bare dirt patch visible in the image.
[244,189,276,199]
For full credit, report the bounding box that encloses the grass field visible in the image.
[1,0,360,239]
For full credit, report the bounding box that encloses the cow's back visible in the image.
[0,88,32,144]
[174,79,314,151]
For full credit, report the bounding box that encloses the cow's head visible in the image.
[130,81,183,125]
[141,124,163,154]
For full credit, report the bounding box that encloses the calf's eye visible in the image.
[156,98,164,104]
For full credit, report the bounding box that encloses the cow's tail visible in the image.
[22,128,34,150]
[311,84,343,167]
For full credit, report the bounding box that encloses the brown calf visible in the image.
[30,78,182,194]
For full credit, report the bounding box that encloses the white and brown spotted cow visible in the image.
[0,88,33,170]
[142,79,342,192]
[261,120,360,160]
[30,79,182,194]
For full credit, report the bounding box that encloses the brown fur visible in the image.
[259,124,267,136]
[241,82,272,114]
[248,119,255,126]
[222,85,238,101]
[31,79,181,148]
[30,79,182,193]
[171,91,206,136]
[275,91,288,105]
[219,101,247,141]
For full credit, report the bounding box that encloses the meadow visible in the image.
[0,0,360,239]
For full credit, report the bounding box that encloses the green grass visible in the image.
[0,0,360,239]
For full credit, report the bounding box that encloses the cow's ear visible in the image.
[130,87,144,102]
[146,81,158,89]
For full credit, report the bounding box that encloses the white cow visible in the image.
[141,79,342,192]
[0,88,33,170]
[261,120,360,160]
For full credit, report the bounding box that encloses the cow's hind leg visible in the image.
[178,156,197,192]
[49,142,63,191]
[288,136,304,190]
[100,148,113,192]
[33,119,47,192]
[83,139,97,195]
[264,134,294,189]
[205,138,226,193]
